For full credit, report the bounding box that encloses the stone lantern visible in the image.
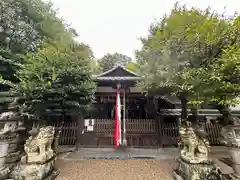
[0,140,10,179]
[0,114,12,179]
[221,117,240,176]
[0,111,26,179]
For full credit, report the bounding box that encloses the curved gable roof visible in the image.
[93,65,142,81]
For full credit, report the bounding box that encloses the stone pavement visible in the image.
[62,147,179,160]
[58,146,229,160]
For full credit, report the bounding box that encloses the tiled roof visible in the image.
[159,109,240,116]
[95,76,142,81]
[92,65,142,82]
[95,65,140,78]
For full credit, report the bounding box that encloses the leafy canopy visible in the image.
[98,53,132,71]
[137,3,240,109]
[14,41,96,118]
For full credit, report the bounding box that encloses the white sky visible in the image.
[50,0,240,60]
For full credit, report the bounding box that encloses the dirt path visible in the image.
[56,159,176,180]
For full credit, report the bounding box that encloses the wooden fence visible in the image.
[47,120,77,145]
[126,119,157,147]
[159,121,222,146]
[160,121,179,146]
[203,122,222,145]
[91,119,157,147]
[47,119,223,146]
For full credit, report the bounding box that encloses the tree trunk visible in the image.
[190,108,198,128]
[179,95,188,123]
[216,104,233,126]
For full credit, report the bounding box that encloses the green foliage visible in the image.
[126,62,140,73]
[0,0,75,52]
[0,48,23,111]
[137,3,240,122]
[0,0,77,81]
[14,42,96,117]
[98,53,132,71]
[90,60,103,74]
[191,46,240,106]
[0,0,89,113]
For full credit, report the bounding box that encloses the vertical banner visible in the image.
[114,88,121,148]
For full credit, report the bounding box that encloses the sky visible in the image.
[50,0,240,60]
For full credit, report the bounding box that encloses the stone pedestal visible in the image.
[44,168,60,180]
[0,166,10,180]
[173,158,220,180]
[10,154,58,180]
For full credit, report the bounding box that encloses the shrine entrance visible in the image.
[80,93,158,148]
[78,65,161,148]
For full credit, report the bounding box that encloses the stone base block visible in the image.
[173,158,220,180]
[10,157,57,180]
[0,166,10,180]
[44,169,60,180]
[27,150,55,164]
[173,170,183,180]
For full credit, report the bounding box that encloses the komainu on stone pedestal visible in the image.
[178,123,210,164]
[173,121,221,180]
[23,126,55,163]
[173,158,221,180]
[10,126,60,180]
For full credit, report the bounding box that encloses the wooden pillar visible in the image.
[153,96,162,148]
[122,87,127,146]
[75,114,83,150]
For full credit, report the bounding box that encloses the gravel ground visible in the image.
[56,159,176,180]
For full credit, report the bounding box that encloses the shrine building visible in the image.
[76,65,240,148]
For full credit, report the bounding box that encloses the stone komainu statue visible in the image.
[179,121,210,163]
[22,126,55,163]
